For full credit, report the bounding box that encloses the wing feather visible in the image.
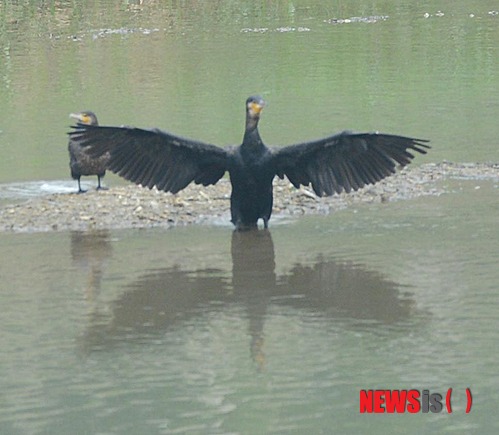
[141,157,162,189]
[272,131,429,197]
[69,124,229,193]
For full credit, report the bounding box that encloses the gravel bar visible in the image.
[1,162,497,233]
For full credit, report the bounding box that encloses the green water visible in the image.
[0,1,498,433]
[1,0,498,184]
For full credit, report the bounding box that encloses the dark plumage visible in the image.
[69,96,430,229]
[68,111,110,193]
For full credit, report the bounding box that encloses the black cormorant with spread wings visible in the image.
[68,111,110,193]
[69,96,430,229]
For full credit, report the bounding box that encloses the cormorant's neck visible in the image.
[243,115,263,148]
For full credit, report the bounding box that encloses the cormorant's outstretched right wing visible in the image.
[272,131,430,196]
[69,124,230,193]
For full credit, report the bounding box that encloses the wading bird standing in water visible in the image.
[69,96,430,229]
[68,111,110,193]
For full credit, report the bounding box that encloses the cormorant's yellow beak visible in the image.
[248,100,265,117]
[69,113,92,125]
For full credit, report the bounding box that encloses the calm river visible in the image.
[0,1,498,433]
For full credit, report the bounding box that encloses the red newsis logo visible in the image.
[359,389,472,414]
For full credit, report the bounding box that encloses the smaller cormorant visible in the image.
[68,111,110,193]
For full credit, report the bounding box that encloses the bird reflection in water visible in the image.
[71,230,113,300]
[231,230,276,368]
[80,231,419,368]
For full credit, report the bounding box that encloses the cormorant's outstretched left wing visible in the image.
[69,125,230,193]
[271,131,430,196]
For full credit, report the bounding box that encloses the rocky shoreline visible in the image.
[0,162,497,233]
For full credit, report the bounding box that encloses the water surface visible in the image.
[0,1,498,433]
[1,179,498,433]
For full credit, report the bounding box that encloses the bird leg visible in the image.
[77,178,87,194]
[96,175,108,191]
[263,217,269,229]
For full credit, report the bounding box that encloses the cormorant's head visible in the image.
[69,111,99,126]
[246,96,265,119]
